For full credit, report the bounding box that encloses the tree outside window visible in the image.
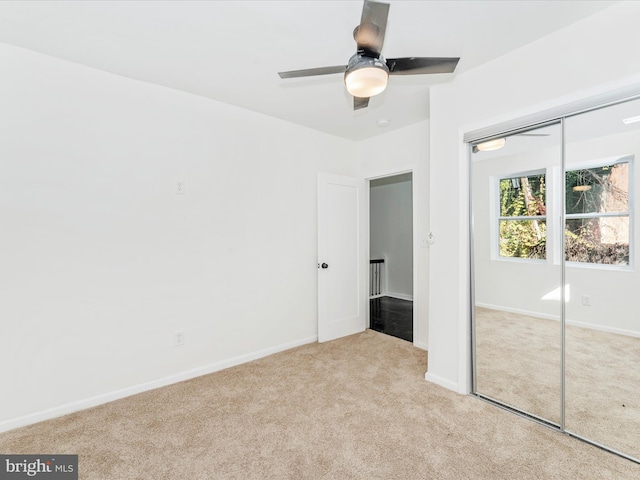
[499,173,547,259]
[497,159,631,266]
[565,161,630,265]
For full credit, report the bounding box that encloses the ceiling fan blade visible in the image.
[354,96,370,110]
[354,0,390,54]
[387,57,460,75]
[278,65,347,79]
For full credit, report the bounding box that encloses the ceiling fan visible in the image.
[278,0,460,110]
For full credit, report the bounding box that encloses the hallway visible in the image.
[369,296,413,342]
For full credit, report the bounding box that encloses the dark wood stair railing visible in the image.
[370,259,384,297]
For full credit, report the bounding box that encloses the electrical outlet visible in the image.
[175,181,186,195]
[174,330,185,347]
[581,295,592,307]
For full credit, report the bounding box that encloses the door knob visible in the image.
[321,263,329,269]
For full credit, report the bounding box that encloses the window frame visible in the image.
[491,156,634,270]
[492,168,549,263]
[564,155,634,270]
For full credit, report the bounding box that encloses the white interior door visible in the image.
[317,173,367,342]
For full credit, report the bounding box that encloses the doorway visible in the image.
[369,173,414,342]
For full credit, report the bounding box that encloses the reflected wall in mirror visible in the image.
[472,123,562,424]
[564,98,640,460]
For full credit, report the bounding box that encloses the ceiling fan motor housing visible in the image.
[277,0,459,109]
[344,53,389,98]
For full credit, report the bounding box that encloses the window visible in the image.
[495,158,632,267]
[498,172,547,259]
[565,159,630,265]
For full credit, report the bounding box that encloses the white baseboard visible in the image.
[386,292,413,301]
[476,303,640,338]
[476,302,559,321]
[413,341,428,351]
[424,371,458,392]
[369,292,413,301]
[0,335,317,434]
[565,319,640,338]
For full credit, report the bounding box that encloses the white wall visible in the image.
[428,1,640,393]
[358,120,429,350]
[370,173,413,300]
[0,42,357,429]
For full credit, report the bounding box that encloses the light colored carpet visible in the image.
[476,307,640,461]
[475,308,563,423]
[1,329,639,479]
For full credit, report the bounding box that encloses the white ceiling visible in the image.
[0,0,619,140]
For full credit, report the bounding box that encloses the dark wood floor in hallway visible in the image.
[370,296,413,342]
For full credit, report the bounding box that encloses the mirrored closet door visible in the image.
[472,122,563,425]
[471,96,640,463]
[564,98,640,460]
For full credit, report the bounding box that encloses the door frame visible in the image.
[365,166,421,347]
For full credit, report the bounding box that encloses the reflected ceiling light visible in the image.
[344,54,389,98]
[572,185,592,192]
[475,138,506,152]
[622,115,640,125]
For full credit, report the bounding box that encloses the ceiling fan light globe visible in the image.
[345,67,388,97]
[476,138,506,152]
[344,54,389,98]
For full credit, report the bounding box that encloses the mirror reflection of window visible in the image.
[565,159,630,265]
[499,172,547,259]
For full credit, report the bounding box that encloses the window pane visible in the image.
[565,162,629,215]
[500,174,546,217]
[565,217,629,264]
[499,220,546,259]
